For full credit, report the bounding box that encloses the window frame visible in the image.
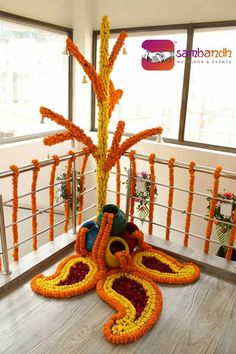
[91,20,236,153]
[0,10,73,145]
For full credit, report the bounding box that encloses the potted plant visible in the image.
[124,168,157,225]
[207,191,236,260]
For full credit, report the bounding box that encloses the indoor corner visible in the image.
[0,1,235,354]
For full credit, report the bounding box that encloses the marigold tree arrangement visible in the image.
[40,16,162,213]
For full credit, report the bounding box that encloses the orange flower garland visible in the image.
[129,150,137,223]
[74,227,89,257]
[31,159,41,251]
[66,38,104,102]
[226,209,236,260]
[105,121,125,172]
[184,161,196,247]
[10,164,19,262]
[148,153,156,235]
[97,213,114,272]
[64,151,76,233]
[40,107,97,157]
[109,80,123,118]
[165,157,175,241]
[49,155,60,242]
[204,166,222,254]
[77,148,90,225]
[92,212,109,262]
[116,160,121,208]
[108,32,128,70]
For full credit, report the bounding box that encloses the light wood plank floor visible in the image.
[0,259,236,354]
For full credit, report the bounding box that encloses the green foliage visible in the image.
[56,169,81,210]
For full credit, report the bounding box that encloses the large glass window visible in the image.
[93,22,236,152]
[0,14,72,142]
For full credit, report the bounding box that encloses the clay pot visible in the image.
[120,222,139,253]
[81,220,99,251]
[97,204,126,236]
[105,236,129,268]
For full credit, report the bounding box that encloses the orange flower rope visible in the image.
[74,227,89,257]
[109,80,123,118]
[204,166,222,254]
[116,160,121,208]
[108,32,127,70]
[31,159,41,251]
[77,148,90,225]
[105,121,125,171]
[165,158,175,241]
[148,153,156,235]
[40,106,97,157]
[118,127,163,160]
[49,155,60,242]
[92,213,108,261]
[64,151,76,233]
[183,161,196,247]
[129,150,137,223]
[66,38,104,102]
[10,165,19,262]
[97,213,114,272]
[225,209,236,260]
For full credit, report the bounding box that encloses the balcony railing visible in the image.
[0,149,235,279]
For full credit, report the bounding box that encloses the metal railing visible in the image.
[111,153,236,254]
[0,150,96,274]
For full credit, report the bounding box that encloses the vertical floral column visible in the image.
[96,16,110,213]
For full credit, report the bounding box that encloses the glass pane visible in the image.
[0,19,69,140]
[185,27,236,148]
[95,30,187,139]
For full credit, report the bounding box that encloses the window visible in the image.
[92,21,236,152]
[0,12,72,143]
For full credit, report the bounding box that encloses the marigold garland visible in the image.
[105,121,125,172]
[204,166,222,254]
[165,158,175,241]
[64,151,76,233]
[109,80,123,118]
[108,32,128,70]
[92,212,109,262]
[31,159,41,251]
[97,213,114,272]
[49,155,60,242]
[10,164,19,262]
[78,148,90,225]
[148,153,156,235]
[116,160,121,208]
[74,227,89,257]
[225,209,236,261]
[129,150,137,223]
[184,161,195,247]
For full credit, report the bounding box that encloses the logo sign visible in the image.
[142,40,175,70]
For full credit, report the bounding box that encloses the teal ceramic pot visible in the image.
[81,220,99,251]
[97,204,126,236]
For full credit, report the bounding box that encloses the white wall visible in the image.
[93,0,236,29]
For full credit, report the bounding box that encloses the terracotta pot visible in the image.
[81,220,99,251]
[105,236,129,268]
[97,204,126,236]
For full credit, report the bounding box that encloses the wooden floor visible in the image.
[1,258,236,354]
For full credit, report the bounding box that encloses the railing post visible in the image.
[125,161,132,220]
[72,160,77,235]
[0,194,11,275]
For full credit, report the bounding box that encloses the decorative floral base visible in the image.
[31,211,200,344]
[132,250,200,284]
[97,270,162,344]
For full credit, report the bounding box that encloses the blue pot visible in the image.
[97,204,126,236]
[81,220,99,251]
